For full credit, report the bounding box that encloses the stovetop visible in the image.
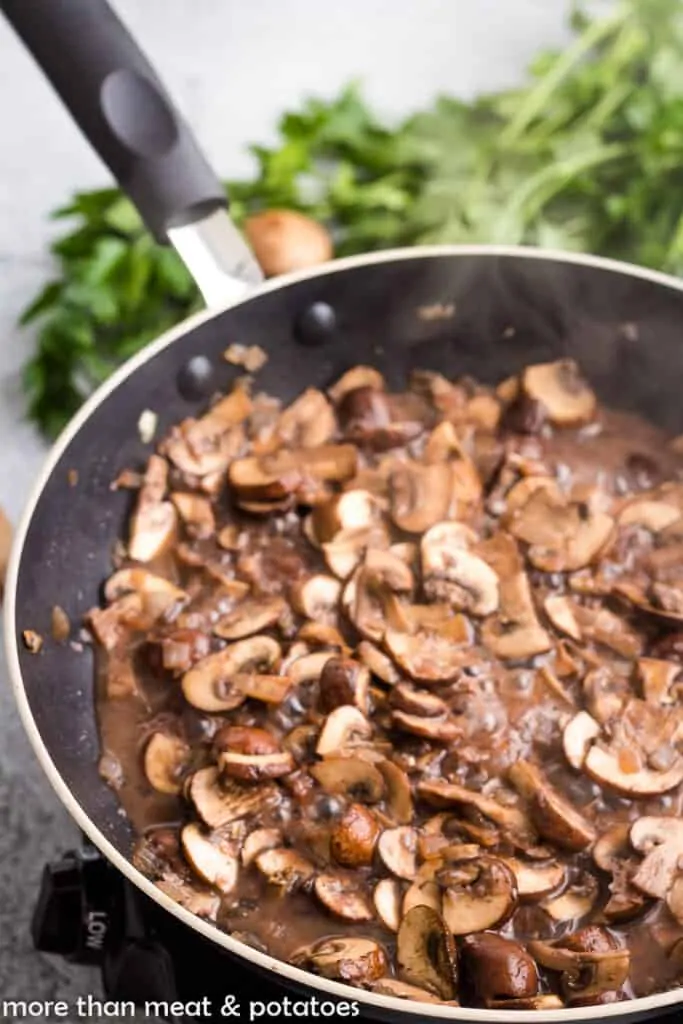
[33,843,683,1024]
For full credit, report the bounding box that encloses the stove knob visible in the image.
[32,854,87,959]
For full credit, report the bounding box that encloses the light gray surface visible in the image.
[0,1,572,1015]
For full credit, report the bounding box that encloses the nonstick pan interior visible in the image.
[8,246,683,1023]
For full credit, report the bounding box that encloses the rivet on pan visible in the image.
[295,302,336,346]
[177,355,215,400]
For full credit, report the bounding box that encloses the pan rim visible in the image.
[5,242,683,1021]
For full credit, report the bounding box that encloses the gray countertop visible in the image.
[0,1,570,1017]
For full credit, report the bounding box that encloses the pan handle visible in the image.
[0,0,263,307]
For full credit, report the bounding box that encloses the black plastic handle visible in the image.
[1,0,228,243]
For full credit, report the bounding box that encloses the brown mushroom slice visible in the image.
[322,526,389,580]
[297,622,349,652]
[377,759,413,824]
[374,878,402,932]
[255,847,316,892]
[584,744,683,797]
[371,978,442,1004]
[214,596,285,640]
[508,760,596,851]
[390,463,458,534]
[288,651,336,687]
[384,628,470,685]
[618,499,680,531]
[329,366,386,402]
[314,874,374,922]
[481,617,552,661]
[396,905,457,1001]
[358,640,400,685]
[391,684,448,718]
[544,595,582,641]
[219,750,294,783]
[488,995,565,1010]
[614,580,683,625]
[630,817,683,899]
[143,732,190,795]
[188,767,278,828]
[164,387,251,476]
[319,658,370,715]
[528,937,630,1000]
[274,387,336,448]
[637,657,680,706]
[503,857,566,899]
[563,711,601,770]
[291,574,341,620]
[104,568,187,609]
[181,824,239,895]
[128,456,178,562]
[309,489,382,546]
[181,636,281,712]
[417,780,532,838]
[365,547,415,593]
[420,522,499,616]
[441,856,518,935]
[234,673,292,704]
[392,710,461,744]
[666,876,683,924]
[542,876,598,922]
[460,933,539,1004]
[521,360,596,426]
[316,705,373,756]
[378,827,418,880]
[403,879,442,916]
[241,828,282,867]
[170,492,216,538]
[291,936,387,984]
[310,756,385,804]
[330,804,380,869]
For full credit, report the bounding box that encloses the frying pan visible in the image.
[3,1,683,1020]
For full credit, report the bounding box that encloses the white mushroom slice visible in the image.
[329,366,386,402]
[219,750,294,783]
[316,705,372,756]
[365,547,415,592]
[396,905,457,1000]
[181,636,281,712]
[358,640,400,685]
[291,936,387,984]
[322,525,390,580]
[630,817,683,899]
[503,858,566,899]
[542,876,598,922]
[188,766,278,828]
[374,878,402,932]
[310,489,381,545]
[289,651,336,686]
[441,856,518,935]
[507,487,613,573]
[420,522,498,617]
[128,455,178,562]
[311,756,385,804]
[291,575,341,620]
[235,674,292,704]
[214,596,285,640]
[509,760,596,851]
[392,710,461,744]
[241,828,282,867]
[420,522,476,573]
[521,360,596,426]
[403,879,442,916]
[371,978,442,1003]
[170,492,216,538]
[297,622,348,652]
[255,847,315,891]
[481,618,552,661]
[314,874,374,921]
[585,745,683,797]
[181,824,239,895]
[563,711,601,770]
[528,937,630,999]
[390,463,460,534]
[143,733,190,795]
[384,628,470,685]
[377,760,413,824]
[417,779,532,837]
[544,595,582,642]
[104,568,187,611]
[618,500,680,532]
[378,827,418,880]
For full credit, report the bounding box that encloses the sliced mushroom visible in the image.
[181,823,239,894]
[373,878,402,932]
[378,827,418,880]
[104,568,187,611]
[219,750,294,783]
[396,905,458,1000]
[403,879,442,916]
[460,933,538,1004]
[507,486,613,573]
[309,489,381,545]
[170,492,216,538]
[181,636,281,712]
[384,628,470,685]
[585,744,683,797]
[391,684,448,718]
[188,767,278,828]
[319,658,370,715]
[666,875,683,924]
[630,817,683,899]
[214,596,285,640]
[618,499,680,531]
[614,580,683,625]
[417,779,532,838]
[529,931,630,1001]
[143,732,190,795]
[503,857,566,899]
[330,804,381,867]
[377,759,413,824]
[371,978,442,1003]
[389,463,458,534]
[508,761,596,851]
[311,756,385,804]
[291,936,387,984]
[255,847,316,892]
[316,705,372,756]
[297,622,349,651]
[314,874,374,922]
[481,573,551,661]
[488,996,564,1010]
[291,575,341,620]
[287,651,335,686]
[542,875,598,922]
[322,525,389,580]
[163,386,251,477]
[441,856,518,934]
[392,710,461,744]
[563,711,601,770]
[521,360,596,426]
[544,595,582,641]
[358,640,400,685]
[273,387,336,448]
[229,444,357,503]
[241,828,282,867]
[128,455,178,562]
[420,522,499,616]
[636,657,680,705]
[329,366,386,403]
